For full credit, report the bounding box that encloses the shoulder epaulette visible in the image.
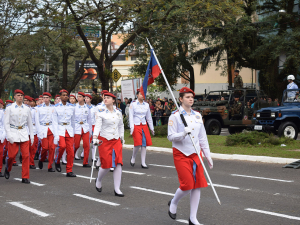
[171,110,178,114]
[116,108,122,112]
[132,100,136,102]
[98,108,105,112]
[55,103,59,107]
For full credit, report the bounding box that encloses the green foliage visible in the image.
[225,131,295,147]
[152,125,168,137]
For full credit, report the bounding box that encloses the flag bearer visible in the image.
[129,89,154,168]
[4,89,34,184]
[167,87,213,225]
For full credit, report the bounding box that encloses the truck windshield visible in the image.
[205,91,230,101]
[283,89,300,102]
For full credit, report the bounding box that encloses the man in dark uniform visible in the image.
[230,95,242,116]
[234,70,243,89]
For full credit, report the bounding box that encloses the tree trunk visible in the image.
[62,49,68,89]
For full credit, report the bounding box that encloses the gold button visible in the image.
[192,128,194,130]
[193,136,194,138]
[191,121,192,123]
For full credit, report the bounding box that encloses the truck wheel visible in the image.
[278,122,298,139]
[205,119,221,135]
[228,127,244,135]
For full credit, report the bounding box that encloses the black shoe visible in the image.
[55,163,61,172]
[81,156,84,160]
[114,190,124,197]
[188,219,199,225]
[19,154,22,163]
[141,164,148,169]
[0,172,3,177]
[38,160,43,169]
[83,164,91,168]
[66,172,76,177]
[75,157,80,160]
[34,153,39,160]
[168,200,176,220]
[95,178,102,192]
[110,167,114,172]
[48,168,55,172]
[62,162,67,165]
[12,163,18,166]
[22,178,30,184]
[4,168,9,179]
[30,165,36,169]
[130,157,135,167]
[96,166,100,170]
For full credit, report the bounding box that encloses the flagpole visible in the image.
[146,38,221,205]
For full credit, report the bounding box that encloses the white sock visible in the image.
[91,146,96,160]
[81,150,84,158]
[141,146,147,167]
[131,146,140,164]
[62,150,67,163]
[170,188,191,214]
[113,164,123,194]
[75,150,79,159]
[190,188,201,224]
[96,167,109,188]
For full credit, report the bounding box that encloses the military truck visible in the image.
[192,88,270,135]
[253,89,300,139]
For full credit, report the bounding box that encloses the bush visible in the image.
[152,125,168,137]
[225,131,295,147]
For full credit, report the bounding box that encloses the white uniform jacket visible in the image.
[87,104,96,126]
[74,103,92,135]
[30,107,37,135]
[0,109,6,143]
[4,103,34,143]
[35,103,55,139]
[167,106,211,161]
[52,102,75,138]
[94,107,124,140]
[129,101,154,132]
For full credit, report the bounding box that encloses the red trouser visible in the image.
[3,139,17,164]
[56,131,74,173]
[40,129,55,169]
[74,128,90,165]
[90,125,95,143]
[0,140,4,172]
[30,135,38,166]
[7,141,30,179]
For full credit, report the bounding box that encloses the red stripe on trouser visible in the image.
[56,131,74,173]
[40,129,55,169]
[29,135,38,166]
[74,128,90,165]
[7,141,30,179]
[0,141,4,171]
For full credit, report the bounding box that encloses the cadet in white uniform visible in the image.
[167,87,213,225]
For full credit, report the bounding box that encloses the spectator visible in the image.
[155,100,163,126]
[117,98,126,116]
[163,103,171,124]
[149,101,155,116]
[124,97,128,105]
[125,99,131,118]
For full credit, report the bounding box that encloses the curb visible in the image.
[123,144,298,164]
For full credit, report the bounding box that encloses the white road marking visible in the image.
[62,173,95,180]
[73,163,83,167]
[130,186,174,196]
[122,170,145,175]
[245,208,300,221]
[149,164,175,168]
[231,174,294,183]
[73,194,119,206]
[8,202,50,217]
[207,183,240,190]
[14,178,45,186]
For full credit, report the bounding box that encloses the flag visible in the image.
[8,90,13,100]
[139,50,161,99]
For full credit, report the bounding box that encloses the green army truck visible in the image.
[192,88,276,135]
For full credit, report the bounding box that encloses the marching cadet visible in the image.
[38,95,44,105]
[35,92,56,172]
[0,99,5,177]
[93,92,125,196]
[4,89,34,184]
[129,89,154,168]
[54,94,60,104]
[53,89,76,177]
[167,87,213,225]
[69,94,77,104]
[29,97,38,169]
[73,92,92,167]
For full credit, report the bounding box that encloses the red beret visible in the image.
[137,89,140,92]
[0,99,3,104]
[14,89,24,95]
[101,90,108,95]
[179,87,195,97]
[69,94,76,99]
[77,92,85,97]
[29,97,34,102]
[59,89,69,95]
[35,98,39,101]
[104,92,116,98]
[43,92,51,97]
[39,95,43,98]
[55,94,60,98]
[24,95,31,101]
[6,100,13,103]
[85,94,92,99]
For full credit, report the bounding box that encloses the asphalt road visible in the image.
[0,147,299,225]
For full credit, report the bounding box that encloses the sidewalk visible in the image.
[123,144,299,164]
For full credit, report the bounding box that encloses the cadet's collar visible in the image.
[180,106,195,115]
[42,103,51,107]
[105,106,116,113]
[77,103,86,108]
[137,101,145,105]
[15,103,24,108]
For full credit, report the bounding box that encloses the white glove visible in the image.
[31,139,34,146]
[183,127,192,136]
[130,128,134,135]
[54,136,59,145]
[207,157,213,169]
[151,130,155,136]
[120,136,125,145]
[93,139,99,145]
